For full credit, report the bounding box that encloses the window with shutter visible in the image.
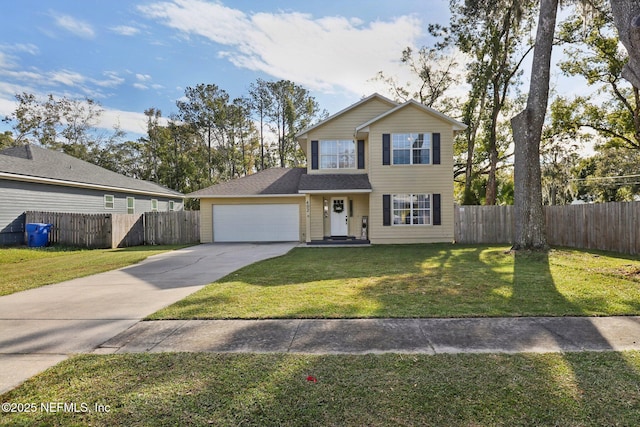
[433,133,441,165]
[382,134,390,165]
[311,140,319,170]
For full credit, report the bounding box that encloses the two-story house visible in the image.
[190,93,466,244]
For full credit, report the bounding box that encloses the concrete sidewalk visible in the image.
[97,316,640,355]
[0,242,297,394]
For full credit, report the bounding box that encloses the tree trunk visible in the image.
[611,1,640,90]
[510,0,558,251]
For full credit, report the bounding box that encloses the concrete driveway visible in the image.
[0,242,297,394]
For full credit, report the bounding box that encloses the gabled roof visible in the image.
[356,99,467,132]
[296,93,398,139]
[0,145,183,198]
[188,168,306,197]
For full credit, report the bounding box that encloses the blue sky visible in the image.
[0,0,452,139]
[0,0,585,141]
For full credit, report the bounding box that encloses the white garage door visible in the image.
[213,204,299,242]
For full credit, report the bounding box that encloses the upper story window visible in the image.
[168,201,175,211]
[392,133,430,165]
[320,140,355,169]
[151,199,158,212]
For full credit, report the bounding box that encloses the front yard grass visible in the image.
[2,351,640,426]
[4,243,640,425]
[0,245,191,296]
[150,244,640,319]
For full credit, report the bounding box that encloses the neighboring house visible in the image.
[0,145,184,245]
[189,93,466,244]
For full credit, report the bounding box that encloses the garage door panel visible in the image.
[213,204,299,242]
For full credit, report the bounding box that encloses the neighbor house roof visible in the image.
[0,145,183,198]
[188,167,307,197]
[298,174,372,194]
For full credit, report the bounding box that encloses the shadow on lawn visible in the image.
[5,248,640,425]
[511,250,640,424]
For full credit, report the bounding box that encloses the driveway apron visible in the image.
[0,242,297,394]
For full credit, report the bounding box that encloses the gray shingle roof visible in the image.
[187,168,373,197]
[298,174,372,192]
[0,145,183,197]
[188,168,306,197]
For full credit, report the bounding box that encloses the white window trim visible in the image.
[126,196,135,214]
[319,139,356,169]
[104,194,115,210]
[392,133,431,165]
[151,199,158,212]
[168,200,175,212]
[392,194,432,226]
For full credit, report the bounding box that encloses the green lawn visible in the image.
[0,245,191,296]
[4,244,640,426]
[2,351,640,426]
[150,244,640,319]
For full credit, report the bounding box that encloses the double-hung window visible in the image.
[320,140,355,169]
[126,197,135,214]
[104,195,114,209]
[392,133,430,165]
[392,194,431,225]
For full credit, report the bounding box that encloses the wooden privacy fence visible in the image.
[145,211,200,245]
[455,202,640,255]
[25,211,200,249]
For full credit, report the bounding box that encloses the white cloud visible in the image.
[139,0,423,96]
[95,71,126,88]
[50,69,86,86]
[101,108,161,135]
[110,25,141,36]
[53,13,95,39]
[136,73,152,81]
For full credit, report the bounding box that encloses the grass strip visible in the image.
[2,351,639,426]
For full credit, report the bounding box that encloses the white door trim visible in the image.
[330,197,348,236]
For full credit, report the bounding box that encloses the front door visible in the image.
[330,197,348,236]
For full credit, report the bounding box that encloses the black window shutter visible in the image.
[357,140,365,169]
[432,193,441,225]
[432,133,441,165]
[311,140,319,170]
[383,194,391,226]
[382,134,390,165]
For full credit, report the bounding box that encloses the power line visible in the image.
[569,173,640,182]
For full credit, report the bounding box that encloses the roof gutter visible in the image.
[298,189,373,194]
[188,194,305,199]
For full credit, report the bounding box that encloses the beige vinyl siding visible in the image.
[307,194,370,240]
[199,196,305,243]
[367,104,455,244]
[309,195,325,241]
[305,98,395,174]
[348,194,370,237]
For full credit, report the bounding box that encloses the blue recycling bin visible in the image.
[26,223,52,248]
